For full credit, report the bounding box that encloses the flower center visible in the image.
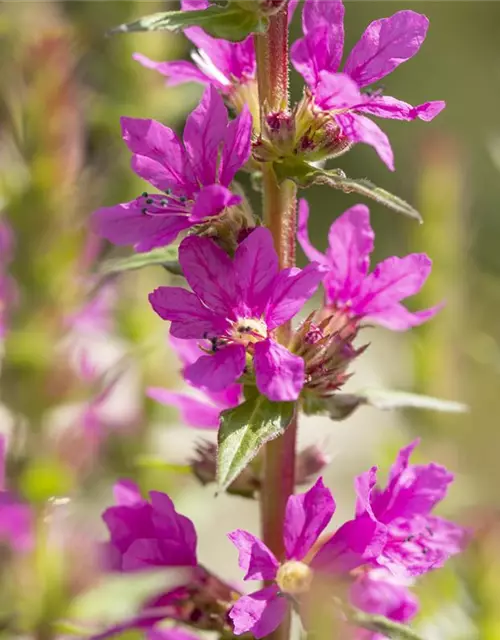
[276,561,313,595]
[229,317,267,346]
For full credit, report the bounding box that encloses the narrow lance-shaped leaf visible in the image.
[107,5,268,43]
[348,607,425,640]
[304,389,467,421]
[217,396,295,492]
[273,160,422,222]
[98,246,181,276]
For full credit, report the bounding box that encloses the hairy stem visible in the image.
[255,6,297,640]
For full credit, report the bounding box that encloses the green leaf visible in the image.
[70,570,190,625]
[304,389,467,421]
[98,246,181,276]
[348,608,425,640]
[217,396,295,492]
[274,160,422,222]
[108,5,268,42]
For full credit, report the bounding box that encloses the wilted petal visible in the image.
[147,388,221,429]
[358,96,446,122]
[183,344,246,392]
[190,184,241,222]
[220,105,252,186]
[254,339,304,402]
[92,202,191,252]
[337,113,394,170]
[133,52,214,88]
[265,263,326,330]
[120,117,195,193]
[291,0,344,87]
[227,529,279,581]
[297,199,327,265]
[234,228,279,316]
[355,253,434,324]
[344,11,430,87]
[229,586,287,638]
[183,85,228,185]
[179,235,236,315]
[314,71,363,111]
[324,204,374,305]
[148,287,229,339]
[284,477,336,561]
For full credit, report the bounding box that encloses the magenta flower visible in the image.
[350,570,418,639]
[148,336,242,429]
[228,476,386,638]
[103,479,197,572]
[291,0,445,169]
[134,0,298,100]
[298,199,440,331]
[92,86,251,252]
[149,228,326,401]
[357,439,467,577]
[134,0,255,95]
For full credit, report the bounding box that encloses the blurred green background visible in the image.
[0,1,499,638]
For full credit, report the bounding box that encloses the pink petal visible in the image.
[314,71,363,111]
[92,202,191,251]
[350,573,419,623]
[150,491,198,556]
[344,11,430,87]
[227,529,279,581]
[113,479,143,506]
[169,335,203,366]
[297,199,327,264]
[291,0,344,88]
[355,253,434,324]
[183,85,228,186]
[148,287,229,339]
[120,117,195,193]
[148,628,200,640]
[234,228,279,316]
[358,96,446,122]
[367,302,441,331]
[133,52,214,88]
[254,339,304,402]
[265,263,326,330]
[219,105,252,186]
[229,586,287,638]
[284,477,336,561]
[354,466,379,520]
[0,435,5,491]
[324,204,374,305]
[147,388,221,429]
[337,112,394,170]
[183,344,246,392]
[311,516,387,574]
[178,235,236,315]
[189,184,240,222]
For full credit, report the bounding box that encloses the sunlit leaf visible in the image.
[217,396,295,492]
[274,160,422,222]
[108,5,268,42]
[98,246,181,276]
[304,389,467,421]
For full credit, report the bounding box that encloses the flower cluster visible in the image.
[82,0,467,639]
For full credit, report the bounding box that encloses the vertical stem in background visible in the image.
[255,7,297,639]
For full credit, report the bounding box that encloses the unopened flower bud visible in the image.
[295,445,331,485]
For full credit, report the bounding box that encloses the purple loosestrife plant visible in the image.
[86,1,467,639]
